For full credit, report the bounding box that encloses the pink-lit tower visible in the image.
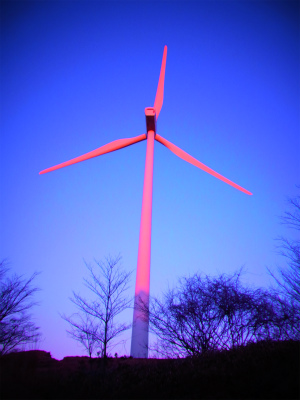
[130,47,167,357]
[130,111,156,358]
[130,45,167,357]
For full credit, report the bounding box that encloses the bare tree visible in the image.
[62,255,132,357]
[142,269,286,358]
[0,260,41,355]
[269,189,300,304]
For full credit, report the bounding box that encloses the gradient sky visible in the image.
[1,0,299,360]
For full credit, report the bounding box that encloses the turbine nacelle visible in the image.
[145,107,156,136]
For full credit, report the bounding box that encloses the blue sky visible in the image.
[1,0,299,359]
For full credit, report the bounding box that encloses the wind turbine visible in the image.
[40,45,252,358]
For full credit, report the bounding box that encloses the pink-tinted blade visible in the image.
[156,134,252,195]
[39,134,147,174]
[153,45,167,119]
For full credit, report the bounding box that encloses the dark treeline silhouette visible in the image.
[1,339,299,399]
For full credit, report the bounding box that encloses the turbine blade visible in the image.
[153,45,167,119]
[156,134,252,195]
[39,134,147,175]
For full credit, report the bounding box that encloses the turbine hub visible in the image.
[145,107,156,137]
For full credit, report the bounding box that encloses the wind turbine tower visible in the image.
[39,46,252,358]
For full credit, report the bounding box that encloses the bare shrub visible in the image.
[143,269,289,357]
